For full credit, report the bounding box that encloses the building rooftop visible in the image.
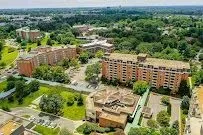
[18,46,76,61]
[106,53,190,70]
[0,120,23,135]
[82,40,113,47]
[16,27,39,32]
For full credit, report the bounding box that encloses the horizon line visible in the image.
[0,5,203,10]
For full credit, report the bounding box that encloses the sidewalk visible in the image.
[14,75,96,93]
[124,88,150,134]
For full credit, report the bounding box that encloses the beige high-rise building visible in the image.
[102,53,190,91]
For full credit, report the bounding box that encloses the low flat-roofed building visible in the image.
[81,40,114,54]
[86,89,140,129]
[0,120,25,135]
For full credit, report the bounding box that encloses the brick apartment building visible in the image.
[102,53,190,92]
[16,27,41,42]
[81,40,114,54]
[86,89,140,129]
[17,46,77,77]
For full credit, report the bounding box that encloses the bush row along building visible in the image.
[17,46,77,77]
[86,89,140,129]
[16,27,41,42]
[102,53,190,91]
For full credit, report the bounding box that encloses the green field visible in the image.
[0,81,7,92]
[0,84,86,120]
[33,125,60,135]
[0,46,19,66]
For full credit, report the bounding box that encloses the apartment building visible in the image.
[17,46,77,77]
[81,40,114,54]
[16,27,41,42]
[102,53,190,92]
[86,89,140,129]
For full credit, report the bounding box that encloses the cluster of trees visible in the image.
[130,110,178,135]
[85,62,101,83]
[97,17,202,61]
[133,80,149,95]
[0,41,4,60]
[66,93,84,106]
[5,76,40,104]
[32,65,70,83]
[39,94,64,115]
[58,58,80,69]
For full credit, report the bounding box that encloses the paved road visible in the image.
[11,107,84,132]
[170,97,181,124]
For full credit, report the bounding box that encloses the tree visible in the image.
[178,80,190,97]
[147,119,159,128]
[28,80,40,92]
[133,81,149,95]
[172,120,179,133]
[95,50,104,58]
[85,62,101,83]
[37,40,41,46]
[47,38,53,46]
[21,40,27,47]
[129,127,160,135]
[156,111,170,127]
[15,80,26,98]
[161,96,170,105]
[79,52,89,64]
[77,93,84,106]
[6,81,15,91]
[160,127,178,135]
[181,96,190,110]
[16,36,21,43]
[39,94,64,115]
[28,47,31,52]
[70,59,80,69]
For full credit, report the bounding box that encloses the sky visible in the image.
[0,0,203,9]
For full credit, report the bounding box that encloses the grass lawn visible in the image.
[33,125,60,135]
[0,84,86,120]
[0,81,7,92]
[0,46,19,66]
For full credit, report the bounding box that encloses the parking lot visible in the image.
[142,92,181,126]
[11,107,79,132]
[67,58,103,91]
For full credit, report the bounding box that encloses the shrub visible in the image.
[147,119,159,128]
[156,110,170,127]
[181,96,190,110]
[77,94,84,106]
[76,122,111,134]
[167,103,171,116]
[161,96,170,105]
[2,106,11,112]
[67,97,74,106]
[8,96,14,103]
[7,47,16,53]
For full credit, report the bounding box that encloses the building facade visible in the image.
[102,53,190,92]
[16,27,41,42]
[81,40,114,54]
[17,46,77,77]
